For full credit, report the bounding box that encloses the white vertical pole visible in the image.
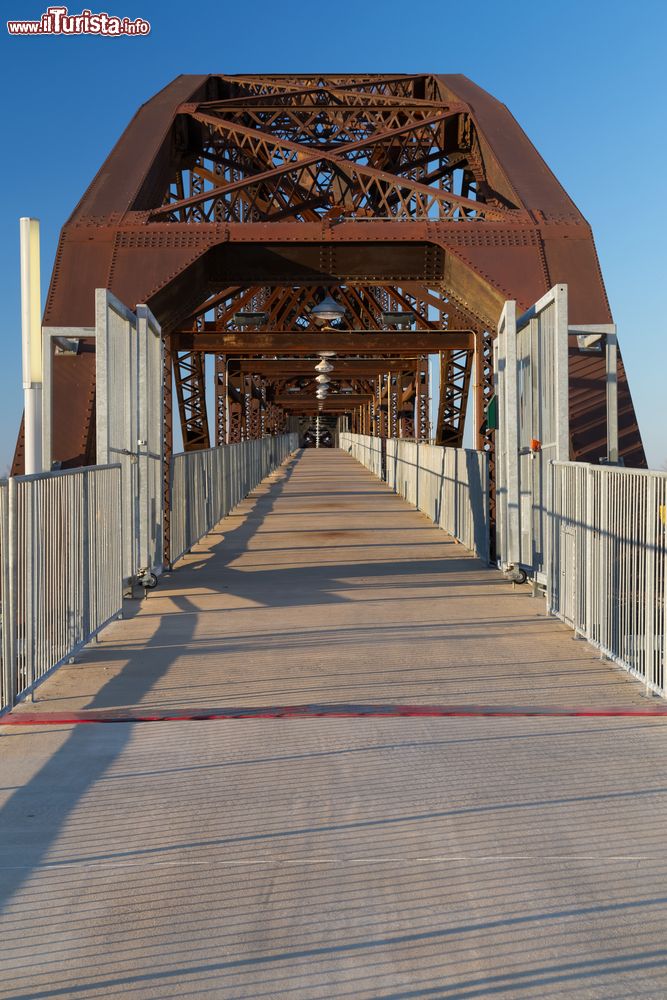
[20,218,43,474]
[553,284,570,462]
[606,328,619,464]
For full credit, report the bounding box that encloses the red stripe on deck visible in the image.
[2,704,667,724]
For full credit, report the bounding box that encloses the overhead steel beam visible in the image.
[227,358,427,373]
[167,331,474,353]
[275,394,371,405]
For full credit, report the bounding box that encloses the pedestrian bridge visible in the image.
[2,447,667,999]
[2,71,666,997]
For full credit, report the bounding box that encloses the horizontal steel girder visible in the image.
[228,359,428,374]
[167,331,473,353]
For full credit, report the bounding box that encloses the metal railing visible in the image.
[388,440,490,560]
[0,435,298,712]
[170,434,298,564]
[4,432,663,703]
[549,462,667,696]
[0,465,123,711]
[338,433,384,479]
[340,433,490,560]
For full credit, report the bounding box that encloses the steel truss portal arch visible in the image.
[14,72,645,474]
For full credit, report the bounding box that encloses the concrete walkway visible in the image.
[1,449,667,998]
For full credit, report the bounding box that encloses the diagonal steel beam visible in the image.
[151,110,490,220]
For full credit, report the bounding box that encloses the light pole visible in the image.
[20,217,43,474]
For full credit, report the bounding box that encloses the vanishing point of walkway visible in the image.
[1,449,666,998]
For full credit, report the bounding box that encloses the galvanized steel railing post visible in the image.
[585,465,594,642]
[81,470,91,641]
[25,480,36,697]
[4,478,18,709]
[644,474,657,692]
[598,470,609,657]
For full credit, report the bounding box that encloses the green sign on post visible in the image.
[485,393,498,432]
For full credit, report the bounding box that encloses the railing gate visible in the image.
[96,290,163,587]
[495,284,569,583]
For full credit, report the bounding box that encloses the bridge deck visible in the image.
[1,450,666,998]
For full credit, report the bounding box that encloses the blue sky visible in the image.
[0,0,665,472]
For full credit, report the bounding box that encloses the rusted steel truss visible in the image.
[214,353,226,446]
[17,72,645,481]
[173,351,210,450]
[437,348,473,447]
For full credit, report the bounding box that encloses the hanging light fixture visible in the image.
[310,295,345,327]
[315,359,334,373]
[315,373,330,385]
[233,311,268,328]
[382,311,414,329]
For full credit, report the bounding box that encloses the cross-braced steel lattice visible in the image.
[17,73,645,510]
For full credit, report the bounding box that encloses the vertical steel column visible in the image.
[163,341,173,566]
[474,331,485,450]
[387,371,394,437]
[228,366,244,443]
[398,372,415,438]
[481,330,497,527]
[260,379,267,437]
[436,351,446,444]
[215,354,227,446]
[417,363,430,440]
[376,374,386,437]
[248,376,261,439]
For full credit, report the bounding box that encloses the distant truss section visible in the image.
[148,78,515,225]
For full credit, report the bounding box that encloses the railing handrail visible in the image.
[171,437,289,461]
[1,462,122,487]
[552,459,667,480]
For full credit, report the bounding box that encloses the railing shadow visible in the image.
[0,453,301,920]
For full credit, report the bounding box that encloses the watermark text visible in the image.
[7,6,151,35]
